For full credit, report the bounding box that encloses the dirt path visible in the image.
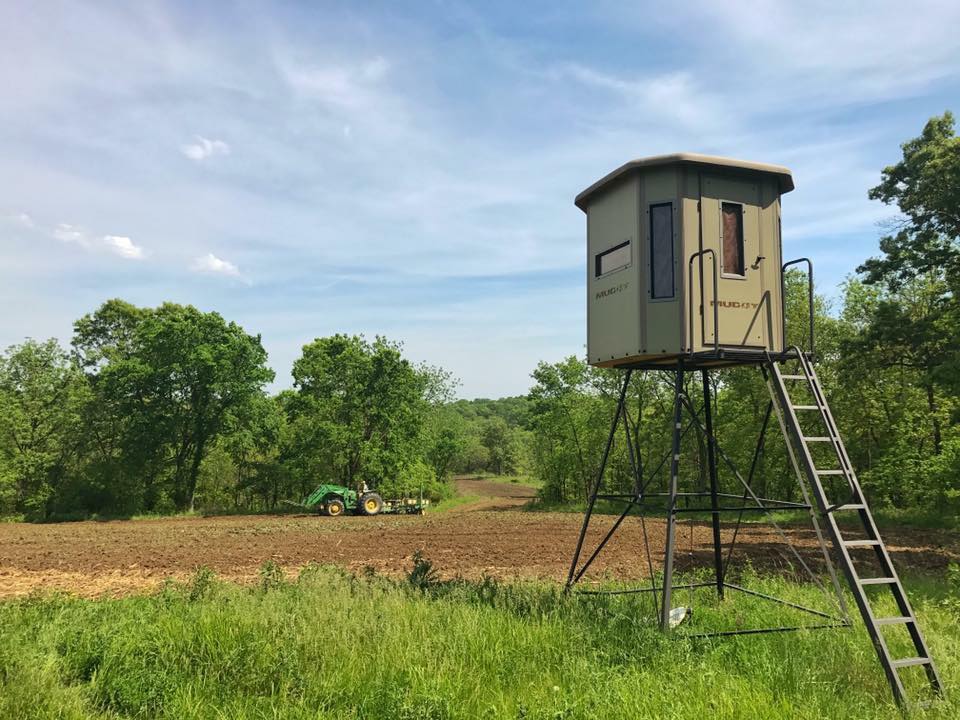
[0,481,956,598]
[449,476,538,512]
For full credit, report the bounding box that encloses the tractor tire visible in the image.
[325,498,345,517]
[358,492,383,516]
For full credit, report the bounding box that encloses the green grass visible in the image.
[432,493,484,512]
[1,563,958,719]
[526,498,614,515]
[455,473,542,489]
[528,498,960,532]
[484,474,541,489]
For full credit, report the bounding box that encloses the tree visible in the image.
[215,394,287,509]
[73,300,274,512]
[289,335,432,491]
[0,339,86,519]
[480,417,519,475]
[842,274,954,454]
[424,407,466,482]
[861,111,960,288]
[528,357,618,501]
[853,112,960,454]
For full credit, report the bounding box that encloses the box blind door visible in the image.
[700,176,766,348]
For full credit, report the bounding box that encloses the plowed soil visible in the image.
[1,478,956,598]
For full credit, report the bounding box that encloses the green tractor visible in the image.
[291,483,429,517]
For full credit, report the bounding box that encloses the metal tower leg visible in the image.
[701,368,724,599]
[565,369,632,591]
[660,366,684,630]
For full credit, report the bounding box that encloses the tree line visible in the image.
[1,112,957,520]
[0,300,529,520]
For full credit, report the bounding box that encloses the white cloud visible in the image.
[191,252,241,277]
[102,235,144,260]
[181,136,230,161]
[53,223,90,247]
[51,224,145,260]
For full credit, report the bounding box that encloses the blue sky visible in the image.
[2,1,959,398]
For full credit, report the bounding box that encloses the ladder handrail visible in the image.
[791,348,858,501]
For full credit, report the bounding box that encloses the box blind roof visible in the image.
[574,153,794,211]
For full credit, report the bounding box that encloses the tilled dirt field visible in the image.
[1,478,956,598]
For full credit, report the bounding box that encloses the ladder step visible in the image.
[816,469,845,475]
[792,405,820,410]
[828,503,865,512]
[803,437,833,442]
[781,374,806,380]
[843,539,881,548]
[875,616,914,626]
[859,577,897,586]
[891,657,930,669]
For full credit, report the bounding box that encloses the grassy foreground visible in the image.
[1,563,958,719]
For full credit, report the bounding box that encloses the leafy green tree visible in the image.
[861,111,960,288]
[214,394,287,509]
[73,300,274,512]
[454,432,491,474]
[849,112,960,458]
[289,335,432,491]
[72,300,160,513]
[0,339,87,519]
[424,407,466,482]
[529,357,620,501]
[858,111,960,393]
[842,274,954,454]
[480,417,520,475]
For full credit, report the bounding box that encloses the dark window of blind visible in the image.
[722,202,745,276]
[650,203,674,299]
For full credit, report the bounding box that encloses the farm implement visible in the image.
[288,483,429,517]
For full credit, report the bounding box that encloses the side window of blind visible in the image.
[721,202,745,276]
[649,202,674,299]
[595,240,631,277]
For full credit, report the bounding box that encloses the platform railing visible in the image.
[781,258,815,358]
[688,248,719,355]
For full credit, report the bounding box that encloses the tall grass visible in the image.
[1,563,957,719]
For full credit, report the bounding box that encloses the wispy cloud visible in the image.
[276,55,391,108]
[556,64,725,134]
[191,252,241,277]
[103,235,144,260]
[181,136,230,161]
[53,223,90,247]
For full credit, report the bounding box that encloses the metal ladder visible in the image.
[766,349,943,707]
